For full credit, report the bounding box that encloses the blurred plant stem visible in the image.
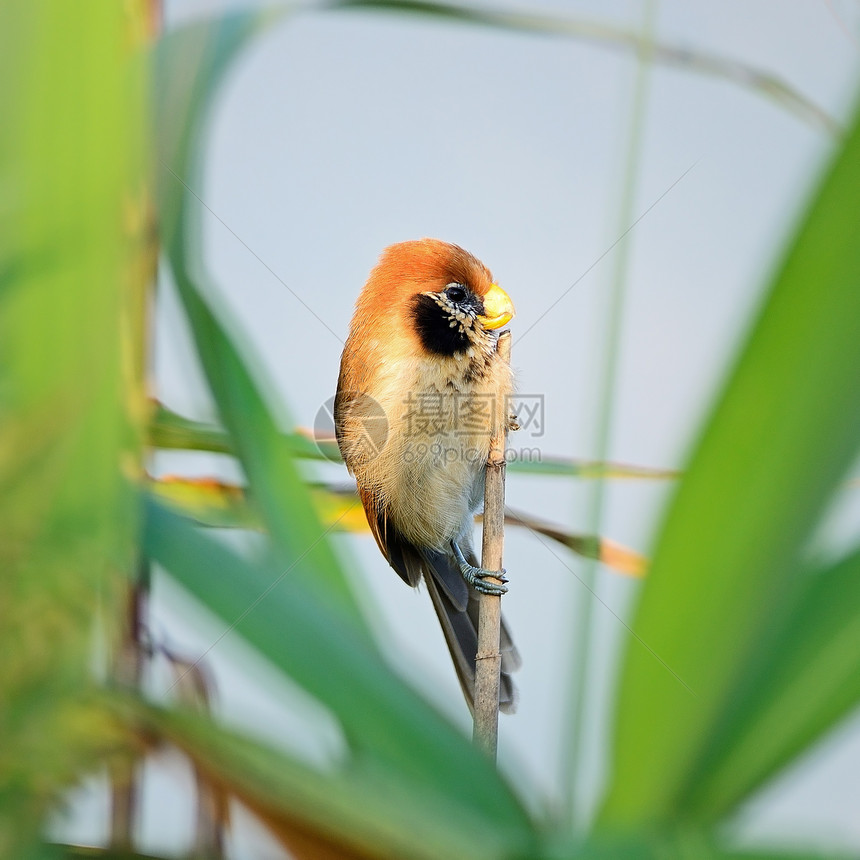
[563,0,658,832]
[109,564,149,851]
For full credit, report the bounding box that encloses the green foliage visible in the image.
[156,12,369,629]
[150,400,676,479]
[0,2,144,855]
[683,546,860,817]
[144,499,532,836]
[598,100,860,828]
[115,678,532,859]
[3,2,859,858]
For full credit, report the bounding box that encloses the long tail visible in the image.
[423,550,520,714]
[361,498,520,713]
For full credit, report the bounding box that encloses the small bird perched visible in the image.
[335,238,520,712]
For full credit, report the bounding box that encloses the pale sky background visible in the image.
[55,1,860,857]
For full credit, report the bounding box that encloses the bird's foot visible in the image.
[451,541,508,596]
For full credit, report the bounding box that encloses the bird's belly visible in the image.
[357,403,492,550]
[386,427,486,549]
[350,351,512,550]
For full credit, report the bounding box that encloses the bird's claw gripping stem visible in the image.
[451,541,508,596]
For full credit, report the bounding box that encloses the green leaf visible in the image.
[46,846,174,860]
[507,455,678,480]
[155,12,366,628]
[545,831,841,860]
[149,473,649,576]
[114,695,533,860]
[168,264,367,624]
[149,474,261,529]
[599,96,860,826]
[0,1,143,851]
[680,545,860,816]
[149,401,677,479]
[142,498,535,839]
[148,400,337,460]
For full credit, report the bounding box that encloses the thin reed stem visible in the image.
[473,330,512,760]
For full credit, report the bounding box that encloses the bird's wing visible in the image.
[356,486,424,588]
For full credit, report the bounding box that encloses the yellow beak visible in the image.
[477,283,515,330]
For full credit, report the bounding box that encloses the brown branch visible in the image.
[472,331,512,759]
[161,647,228,858]
[110,563,149,850]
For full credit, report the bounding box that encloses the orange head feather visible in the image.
[355,238,493,323]
[347,239,512,353]
[338,238,515,410]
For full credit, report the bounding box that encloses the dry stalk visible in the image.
[472,330,512,759]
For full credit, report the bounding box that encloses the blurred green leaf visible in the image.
[155,12,367,629]
[545,831,840,860]
[147,401,232,453]
[149,473,648,575]
[0,1,143,852]
[149,474,260,529]
[116,695,533,860]
[143,498,535,839]
[680,545,860,817]
[500,509,647,577]
[47,835,842,860]
[507,455,678,480]
[148,400,336,459]
[149,474,370,533]
[149,400,677,479]
[599,97,860,826]
[48,847,177,860]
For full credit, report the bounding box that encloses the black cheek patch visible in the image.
[411,294,471,356]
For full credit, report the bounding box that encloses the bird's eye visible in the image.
[445,284,467,303]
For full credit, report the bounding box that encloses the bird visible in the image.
[334,238,520,713]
